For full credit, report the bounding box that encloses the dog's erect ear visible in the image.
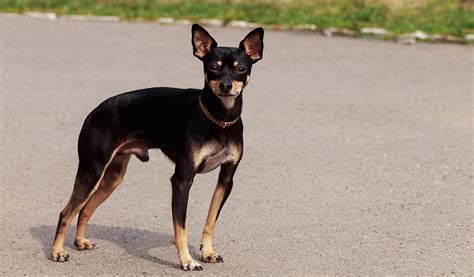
[239,27,264,63]
[192,24,218,60]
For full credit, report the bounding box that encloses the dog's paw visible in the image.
[202,252,224,263]
[181,259,203,271]
[74,238,95,250]
[51,247,70,262]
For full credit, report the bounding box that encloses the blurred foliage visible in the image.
[1,0,473,37]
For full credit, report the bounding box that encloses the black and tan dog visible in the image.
[51,24,263,271]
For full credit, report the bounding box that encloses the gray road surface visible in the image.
[0,14,473,275]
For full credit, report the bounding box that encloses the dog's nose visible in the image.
[219,81,233,93]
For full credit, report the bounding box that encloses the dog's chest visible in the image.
[194,142,238,174]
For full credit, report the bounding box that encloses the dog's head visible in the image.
[192,24,263,99]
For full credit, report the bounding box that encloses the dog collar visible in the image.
[199,95,240,128]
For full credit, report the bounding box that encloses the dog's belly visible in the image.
[115,139,237,173]
[197,149,231,174]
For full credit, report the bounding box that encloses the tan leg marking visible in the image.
[51,201,79,262]
[201,185,225,263]
[229,143,242,164]
[51,148,120,262]
[174,222,203,270]
[75,154,131,250]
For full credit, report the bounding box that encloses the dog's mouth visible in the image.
[206,78,245,99]
[216,92,239,98]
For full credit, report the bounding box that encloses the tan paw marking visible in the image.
[181,259,203,271]
[51,247,70,262]
[202,252,224,263]
[74,238,95,250]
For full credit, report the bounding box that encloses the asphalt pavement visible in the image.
[0,14,472,275]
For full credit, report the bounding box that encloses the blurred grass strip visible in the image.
[1,0,472,37]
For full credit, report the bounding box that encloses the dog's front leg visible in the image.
[170,168,202,271]
[201,162,238,263]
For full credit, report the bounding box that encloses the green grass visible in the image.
[1,0,473,38]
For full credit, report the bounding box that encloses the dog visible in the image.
[51,24,264,271]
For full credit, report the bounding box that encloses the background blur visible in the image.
[1,0,473,39]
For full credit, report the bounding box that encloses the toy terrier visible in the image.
[51,24,264,271]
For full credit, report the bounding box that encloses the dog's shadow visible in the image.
[30,224,199,269]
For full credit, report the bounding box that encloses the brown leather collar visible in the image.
[199,95,240,128]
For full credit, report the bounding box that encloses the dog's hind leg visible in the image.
[51,147,116,262]
[74,153,131,250]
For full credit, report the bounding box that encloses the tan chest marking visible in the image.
[193,142,241,173]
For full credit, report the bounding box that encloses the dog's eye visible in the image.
[209,64,219,71]
[235,66,246,73]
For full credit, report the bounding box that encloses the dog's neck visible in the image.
[201,85,242,123]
